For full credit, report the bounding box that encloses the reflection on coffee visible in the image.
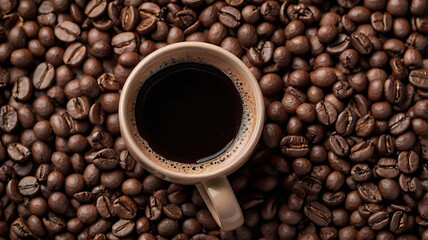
[135,63,243,164]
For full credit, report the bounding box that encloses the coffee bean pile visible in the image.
[0,0,428,239]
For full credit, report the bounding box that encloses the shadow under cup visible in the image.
[119,42,264,230]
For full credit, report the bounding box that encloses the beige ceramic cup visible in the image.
[119,42,264,231]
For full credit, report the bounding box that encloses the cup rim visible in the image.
[119,42,264,182]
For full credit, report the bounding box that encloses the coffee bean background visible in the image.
[0,0,428,239]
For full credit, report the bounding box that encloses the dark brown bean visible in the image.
[63,42,87,67]
[368,211,389,230]
[358,182,382,203]
[219,6,241,29]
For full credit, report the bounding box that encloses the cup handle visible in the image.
[195,175,244,231]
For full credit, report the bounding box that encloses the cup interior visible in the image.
[119,42,264,184]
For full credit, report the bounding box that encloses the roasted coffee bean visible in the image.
[344,191,364,212]
[328,133,349,157]
[77,204,98,225]
[394,130,417,151]
[113,195,137,220]
[194,209,217,231]
[397,151,419,174]
[286,4,315,25]
[304,202,331,227]
[398,174,422,197]
[315,101,337,125]
[63,42,87,67]
[93,148,118,170]
[162,204,182,220]
[78,75,99,99]
[413,99,428,118]
[371,101,392,120]
[368,211,389,230]
[240,5,260,24]
[322,191,346,207]
[371,12,393,32]
[325,171,345,192]
[219,6,241,29]
[379,178,400,201]
[173,9,198,32]
[305,125,325,145]
[73,191,94,203]
[328,151,351,174]
[111,32,138,55]
[55,21,81,43]
[0,66,9,87]
[118,52,139,68]
[6,178,23,203]
[47,192,69,215]
[374,158,400,178]
[350,32,373,55]
[33,62,55,90]
[11,76,32,102]
[0,105,19,133]
[310,67,337,88]
[355,114,375,137]
[3,134,19,146]
[199,5,218,28]
[247,41,274,67]
[327,36,351,57]
[384,79,406,105]
[333,80,353,100]
[237,24,257,48]
[358,182,382,203]
[10,48,34,68]
[88,218,111,237]
[46,170,64,191]
[66,96,90,120]
[96,195,114,218]
[8,143,31,163]
[336,108,356,136]
[280,135,309,157]
[351,164,372,182]
[119,150,136,172]
[412,118,428,136]
[390,211,407,234]
[157,218,179,238]
[88,103,105,126]
[358,203,382,219]
[27,214,46,237]
[136,15,157,35]
[50,112,76,137]
[350,141,375,162]
[85,0,107,19]
[121,6,139,31]
[296,176,322,196]
[17,176,39,196]
[286,35,310,56]
[259,1,280,22]
[87,127,113,150]
[43,212,66,233]
[148,21,168,41]
[82,57,103,77]
[408,68,427,91]
[11,217,32,238]
[376,134,395,156]
[112,219,134,238]
[267,101,288,124]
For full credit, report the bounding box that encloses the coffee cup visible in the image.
[119,42,264,231]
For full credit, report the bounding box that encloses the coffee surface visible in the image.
[135,63,242,164]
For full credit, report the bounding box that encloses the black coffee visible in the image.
[135,63,243,164]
